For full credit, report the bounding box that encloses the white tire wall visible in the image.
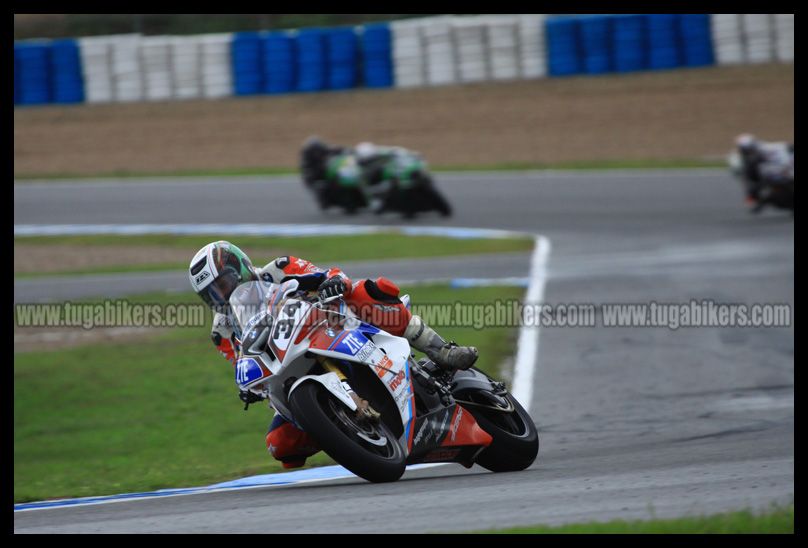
[110,34,143,102]
[200,33,233,99]
[78,36,114,103]
[140,36,174,101]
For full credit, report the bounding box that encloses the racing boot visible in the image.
[404,314,478,371]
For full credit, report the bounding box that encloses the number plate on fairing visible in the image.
[270,299,310,352]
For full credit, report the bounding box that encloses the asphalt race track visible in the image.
[14,170,794,533]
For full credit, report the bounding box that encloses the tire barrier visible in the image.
[422,16,457,86]
[546,16,581,76]
[141,36,173,101]
[579,15,612,74]
[453,16,488,83]
[679,14,714,67]
[232,32,264,96]
[612,14,647,73]
[647,14,680,70]
[263,31,296,94]
[171,36,202,99]
[15,42,52,105]
[14,14,792,106]
[200,33,233,99]
[50,39,85,104]
[361,23,393,88]
[297,28,327,92]
[327,27,358,90]
[485,15,520,81]
[391,18,426,88]
[78,36,114,103]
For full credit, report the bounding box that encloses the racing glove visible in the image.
[318,276,353,300]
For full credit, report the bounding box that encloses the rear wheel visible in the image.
[418,175,451,217]
[466,392,538,472]
[431,189,452,217]
[289,382,406,483]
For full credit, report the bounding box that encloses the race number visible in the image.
[271,300,307,351]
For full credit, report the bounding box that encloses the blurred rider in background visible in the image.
[299,136,430,214]
[188,241,478,470]
[730,133,794,213]
[299,136,350,209]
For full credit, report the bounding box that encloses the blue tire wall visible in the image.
[647,14,682,70]
[679,14,714,67]
[546,17,581,76]
[15,42,52,105]
[11,14,730,105]
[327,27,359,90]
[579,15,612,74]
[263,32,296,94]
[297,28,327,92]
[232,32,264,95]
[51,39,85,103]
[612,14,647,73]
[361,23,393,88]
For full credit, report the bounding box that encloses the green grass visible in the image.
[13,159,724,181]
[474,505,794,534]
[14,284,525,503]
[14,233,534,278]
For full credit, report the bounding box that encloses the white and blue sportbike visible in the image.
[230,279,538,483]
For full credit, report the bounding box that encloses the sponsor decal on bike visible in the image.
[354,340,377,363]
[343,333,365,354]
[388,369,406,391]
[235,356,269,388]
[332,331,369,357]
[450,407,463,442]
[374,355,395,378]
[413,418,430,446]
[422,448,461,462]
[436,408,451,438]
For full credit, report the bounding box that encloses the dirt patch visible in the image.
[14,326,165,352]
[14,244,183,274]
[14,243,292,274]
[14,64,793,177]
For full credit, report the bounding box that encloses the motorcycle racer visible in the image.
[188,240,478,469]
[299,136,358,211]
[730,133,794,213]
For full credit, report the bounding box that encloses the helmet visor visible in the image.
[199,267,240,311]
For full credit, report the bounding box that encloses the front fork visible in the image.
[319,357,381,422]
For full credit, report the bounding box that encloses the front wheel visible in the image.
[467,393,539,472]
[289,382,406,483]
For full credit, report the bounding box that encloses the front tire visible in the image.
[289,382,406,483]
[467,393,538,472]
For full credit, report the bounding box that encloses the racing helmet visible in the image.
[736,133,759,153]
[189,241,258,311]
[355,141,377,163]
[301,136,331,168]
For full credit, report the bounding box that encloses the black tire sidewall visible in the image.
[289,382,406,483]
[467,394,539,472]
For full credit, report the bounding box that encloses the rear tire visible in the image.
[467,393,538,472]
[420,177,451,217]
[289,382,406,483]
[432,190,452,217]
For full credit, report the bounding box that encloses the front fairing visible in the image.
[231,284,417,452]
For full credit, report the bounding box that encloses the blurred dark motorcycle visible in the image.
[308,150,452,219]
[728,148,794,214]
